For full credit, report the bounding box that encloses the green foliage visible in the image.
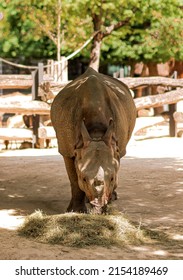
[0,0,59,59]
[101,0,183,64]
[0,0,182,65]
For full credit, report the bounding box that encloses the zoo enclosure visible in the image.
[1,60,183,148]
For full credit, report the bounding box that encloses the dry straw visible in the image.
[18,210,147,247]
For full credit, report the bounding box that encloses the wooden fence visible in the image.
[1,66,183,148]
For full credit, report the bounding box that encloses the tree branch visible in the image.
[102,8,137,38]
[32,16,57,45]
[27,7,57,45]
[102,18,131,38]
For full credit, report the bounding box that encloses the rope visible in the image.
[0,32,96,70]
[0,57,38,69]
[52,32,97,67]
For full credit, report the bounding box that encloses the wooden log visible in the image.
[0,75,32,89]
[0,128,33,140]
[0,89,183,115]
[0,74,32,80]
[39,81,70,99]
[134,88,183,110]
[133,116,165,134]
[1,74,183,91]
[38,126,56,149]
[0,92,31,101]
[41,76,183,95]
[0,84,183,117]
[39,77,183,99]
[0,74,53,90]
[38,126,56,139]
[173,112,183,123]
[119,76,183,89]
[0,99,50,115]
[0,92,50,115]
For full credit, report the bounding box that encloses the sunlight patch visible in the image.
[153,250,167,256]
[172,234,183,241]
[0,209,24,230]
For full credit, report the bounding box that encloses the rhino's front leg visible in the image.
[63,156,87,213]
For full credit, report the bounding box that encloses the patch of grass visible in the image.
[18,210,147,247]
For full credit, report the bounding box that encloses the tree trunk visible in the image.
[168,60,183,78]
[89,33,102,71]
[147,62,163,115]
[57,0,62,81]
[134,63,148,98]
[88,7,135,71]
[89,12,102,71]
[57,0,61,62]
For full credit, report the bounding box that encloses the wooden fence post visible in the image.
[31,63,44,147]
[38,62,44,85]
[32,69,38,101]
[47,60,54,77]
[168,71,178,137]
[61,56,68,82]
[169,103,177,137]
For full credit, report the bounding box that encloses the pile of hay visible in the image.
[18,210,146,247]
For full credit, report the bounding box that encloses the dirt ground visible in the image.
[0,136,183,260]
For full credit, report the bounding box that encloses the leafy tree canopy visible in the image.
[0,0,183,66]
[101,0,183,64]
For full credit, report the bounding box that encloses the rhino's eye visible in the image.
[83,177,87,183]
[111,176,114,182]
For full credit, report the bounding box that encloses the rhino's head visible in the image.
[74,120,120,213]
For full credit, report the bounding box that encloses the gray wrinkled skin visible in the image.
[51,67,136,213]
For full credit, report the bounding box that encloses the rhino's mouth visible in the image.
[87,190,117,214]
[89,198,108,214]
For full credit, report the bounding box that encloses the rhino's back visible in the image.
[51,67,136,157]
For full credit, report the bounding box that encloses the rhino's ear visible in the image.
[75,120,91,149]
[81,120,92,147]
[103,119,117,147]
[74,148,81,159]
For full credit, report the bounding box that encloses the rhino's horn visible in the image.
[81,120,92,147]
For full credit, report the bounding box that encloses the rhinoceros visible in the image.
[51,67,136,213]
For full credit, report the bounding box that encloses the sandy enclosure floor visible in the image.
[0,137,183,260]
